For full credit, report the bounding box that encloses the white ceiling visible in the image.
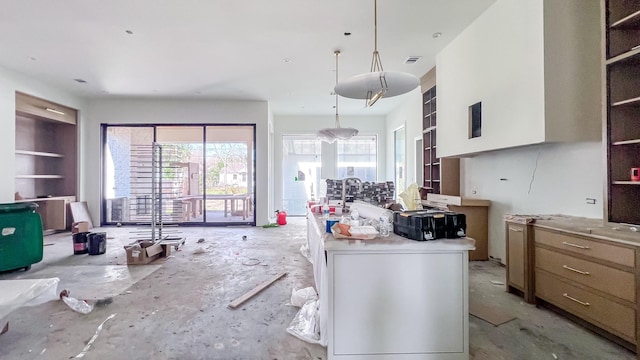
[0,0,496,116]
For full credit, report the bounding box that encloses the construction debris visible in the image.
[73,313,117,358]
[228,272,287,309]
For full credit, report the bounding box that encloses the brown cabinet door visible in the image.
[507,224,525,289]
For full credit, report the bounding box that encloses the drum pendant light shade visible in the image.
[334,0,418,106]
[334,71,419,99]
[317,127,359,143]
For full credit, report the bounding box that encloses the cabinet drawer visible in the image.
[534,228,635,268]
[535,271,635,343]
[535,247,635,303]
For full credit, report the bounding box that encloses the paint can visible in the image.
[87,232,107,255]
[73,232,89,255]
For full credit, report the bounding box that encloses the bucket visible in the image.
[276,211,287,225]
[87,232,107,255]
[73,232,89,254]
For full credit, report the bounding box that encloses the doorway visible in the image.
[282,135,322,216]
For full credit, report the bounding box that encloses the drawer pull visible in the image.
[509,227,523,232]
[562,265,590,275]
[563,293,590,306]
[562,241,590,250]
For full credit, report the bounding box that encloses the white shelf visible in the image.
[611,10,640,29]
[612,138,640,146]
[611,96,640,107]
[607,47,640,65]
[16,175,64,179]
[15,150,64,158]
[613,181,640,185]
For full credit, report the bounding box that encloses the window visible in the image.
[336,136,378,181]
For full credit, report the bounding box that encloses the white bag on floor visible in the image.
[286,299,321,344]
[290,287,318,307]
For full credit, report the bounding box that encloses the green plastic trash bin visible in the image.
[0,202,43,272]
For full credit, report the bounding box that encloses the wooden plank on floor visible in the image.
[228,272,287,309]
[469,301,516,326]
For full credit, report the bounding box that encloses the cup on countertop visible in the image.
[326,218,340,233]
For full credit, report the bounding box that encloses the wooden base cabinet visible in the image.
[532,225,640,351]
[505,222,534,303]
[425,194,490,261]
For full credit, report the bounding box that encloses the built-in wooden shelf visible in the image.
[15,150,64,158]
[605,1,640,228]
[611,10,640,29]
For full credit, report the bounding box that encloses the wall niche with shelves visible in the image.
[15,92,77,230]
[604,0,640,226]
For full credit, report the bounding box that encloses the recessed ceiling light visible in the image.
[74,78,87,84]
[125,30,133,35]
[283,58,292,63]
[27,56,36,61]
[432,32,442,38]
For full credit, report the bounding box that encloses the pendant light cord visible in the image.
[370,0,383,73]
[335,50,341,128]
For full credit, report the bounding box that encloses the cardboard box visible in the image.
[71,221,90,234]
[124,242,162,265]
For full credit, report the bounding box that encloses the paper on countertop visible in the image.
[398,183,421,211]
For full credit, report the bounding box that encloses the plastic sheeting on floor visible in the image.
[0,278,60,323]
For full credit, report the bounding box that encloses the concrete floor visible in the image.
[0,217,636,360]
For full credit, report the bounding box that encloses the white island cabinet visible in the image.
[307,211,475,360]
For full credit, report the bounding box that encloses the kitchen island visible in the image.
[306,210,475,360]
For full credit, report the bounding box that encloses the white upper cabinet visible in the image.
[436,0,601,158]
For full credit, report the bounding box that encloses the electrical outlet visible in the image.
[586,198,596,205]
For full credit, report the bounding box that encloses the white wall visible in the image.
[385,88,423,189]
[0,65,86,203]
[436,0,601,158]
[86,98,270,225]
[461,142,604,262]
[273,114,386,213]
[436,0,545,157]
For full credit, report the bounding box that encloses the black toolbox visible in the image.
[393,210,466,241]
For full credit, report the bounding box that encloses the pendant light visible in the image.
[334,0,419,107]
[317,50,359,143]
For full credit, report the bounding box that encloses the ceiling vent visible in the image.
[404,56,422,65]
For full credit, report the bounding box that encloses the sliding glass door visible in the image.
[102,124,255,226]
[204,126,254,224]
